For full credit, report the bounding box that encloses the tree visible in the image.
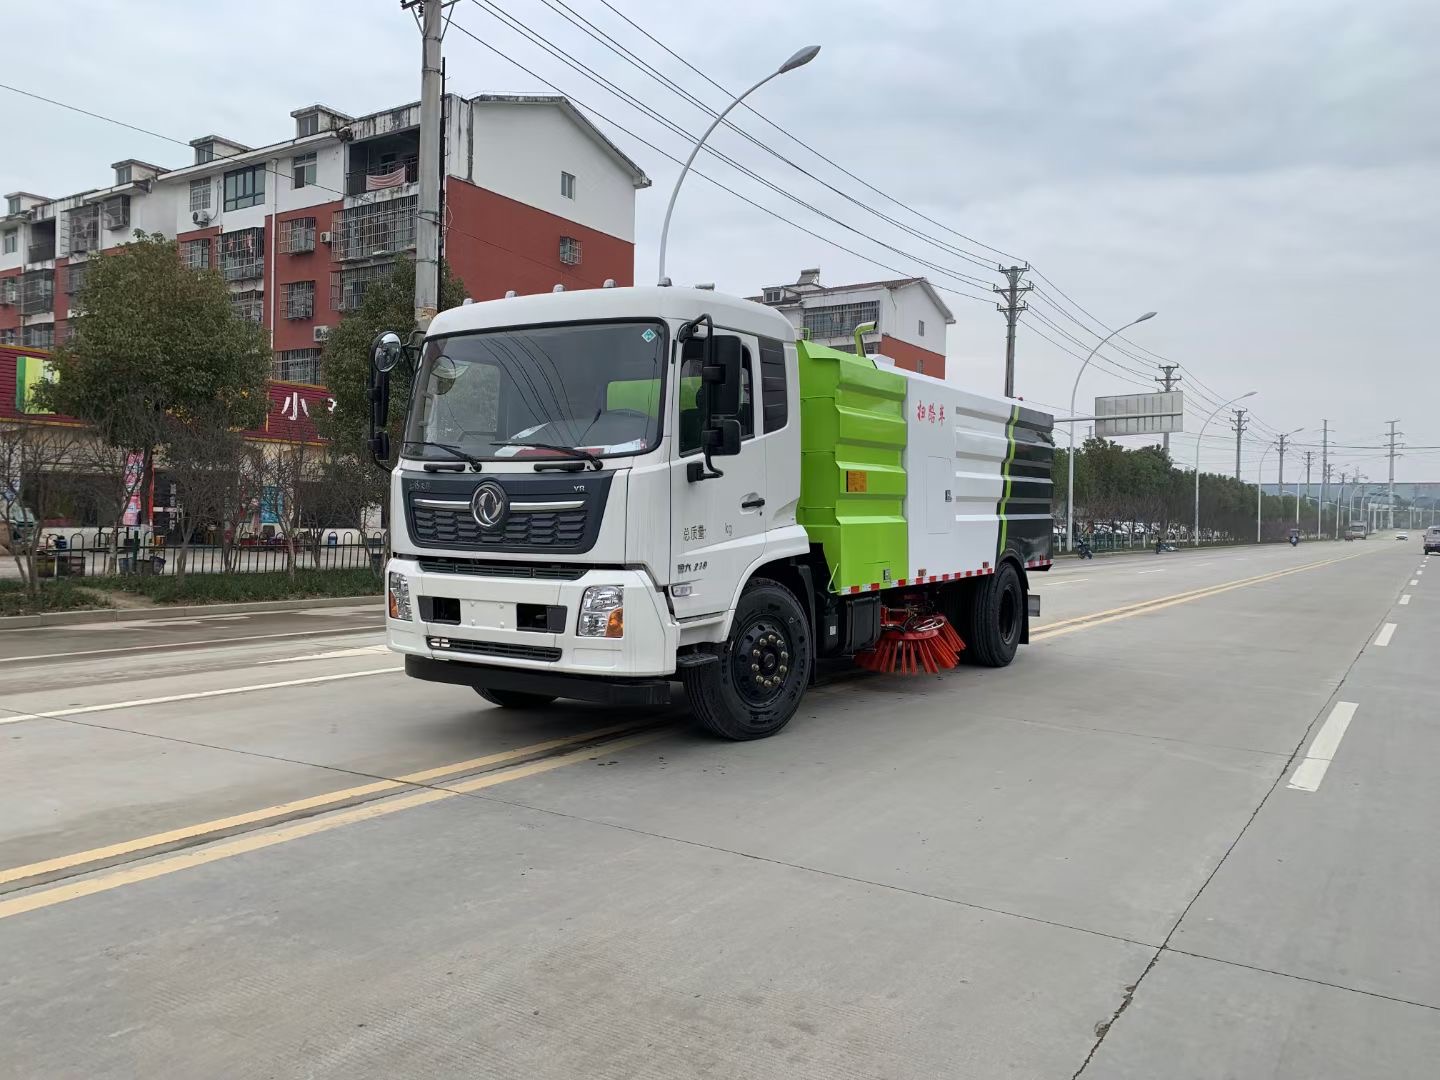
[319,257,465,503]
[39,231,270,525]
[0,421,85,594]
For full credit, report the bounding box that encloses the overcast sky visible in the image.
[6,0,1437,480]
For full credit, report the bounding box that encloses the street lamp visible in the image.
[1063,310,1157,551]
[656,45,821,286]
[1257,427,1303,543]
[1194,390,1256,546]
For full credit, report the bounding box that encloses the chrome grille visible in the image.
[411,505,588,549]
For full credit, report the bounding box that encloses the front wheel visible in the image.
[967,563,1024,667]
[475,687,557,709]
[682,578,812,741]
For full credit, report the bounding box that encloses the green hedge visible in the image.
[86,568,382,606]
[0,579,111,617]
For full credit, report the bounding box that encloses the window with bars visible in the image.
[222,164,266,211]
[67,204,100,255]
[559,236,582,266]
[0,278,16,305]
[183,238,211,270]
[329,197,417,262]
[285,280,315,320]
[66,262,88,295]
[219,228,265,281]
[189,178,211,213]
[274,348,322,384]
[19,270,54,315]
[331,262,394,311]
[22,323,54,349]
[802,300,880,340]
[279,217,316,254]
[0,328,15,345]
[229,289,264,325]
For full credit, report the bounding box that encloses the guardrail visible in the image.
[29,527,387,578]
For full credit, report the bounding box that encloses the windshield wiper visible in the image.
[491,440,603,470]
[402,441,484,471]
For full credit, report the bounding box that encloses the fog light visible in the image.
[387,571,413,620]
[578,584,624,638]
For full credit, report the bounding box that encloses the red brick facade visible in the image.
[880,334,946,380]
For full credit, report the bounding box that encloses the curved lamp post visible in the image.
[1193,390,1256,545]
[1257,427,1303,543]
[1064,311,1157,551]
[657,45,821,286]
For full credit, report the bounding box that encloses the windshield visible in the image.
[404,320,667,462]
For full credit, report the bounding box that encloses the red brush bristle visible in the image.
[855,613,965,675]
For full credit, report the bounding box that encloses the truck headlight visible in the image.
[387,571,413,621]
[578,585,624,638]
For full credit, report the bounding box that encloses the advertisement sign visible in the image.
[121,452,145,526]
[14,354,56,414]
[1094,391,1184,436]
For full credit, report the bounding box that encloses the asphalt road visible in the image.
[1,538,1435,1078]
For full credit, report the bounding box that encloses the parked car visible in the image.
[1424,526,1440,555]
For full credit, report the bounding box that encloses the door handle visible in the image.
[741,497,766,510]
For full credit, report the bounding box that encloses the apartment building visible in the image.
[1,94,650,385]
[750,267,954,378]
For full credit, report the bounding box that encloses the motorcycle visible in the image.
[1289,534,1300,547]
[1155,539,1177,554]
[1075,537,1094,560]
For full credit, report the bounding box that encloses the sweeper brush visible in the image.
[854,608,966,675]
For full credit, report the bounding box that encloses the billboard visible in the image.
[1094,391,1183,437]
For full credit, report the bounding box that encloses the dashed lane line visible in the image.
[1288,701,1360,793]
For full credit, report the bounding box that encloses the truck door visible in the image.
[669,331,768,621]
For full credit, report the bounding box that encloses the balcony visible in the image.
[27,240,55,263]
[330,197,417,263]
[345,156,419,196]
[331,262,397,312]
[19,269,54,316]
[219,227,266,283]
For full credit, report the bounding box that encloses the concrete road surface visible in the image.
[2,540,1436,1078]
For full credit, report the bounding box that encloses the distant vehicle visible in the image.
[1395,532,1408,541]
[1424,527,1440,555]
[1345,523,1367,541]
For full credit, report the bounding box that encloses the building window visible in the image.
[918,319,925,337]
[292,152,317,189]
[66,261,88,295]
[279,217,316,254]
[330,197,417,262]
[2,230,14,254]
[230,289,264,325]
[102,195,130,231]
[189,178,211,214]
[194,141,215,164]
[115,164,132,186]
[19,269,54,315]
[560,171,576,199]
[222,165,266,211]
[22,322,54,349]
[183,238,212,270]
[917,358,925,375]
[297,113,320,138]
[802,300,880,340]
[559,236,582,265]
[285,280,316,320]
[274,348,322,384]
[0,328,14,345]
[763,288,782,304]
[5,196,19,216]
[0,278,16,305]
[331,262,394,311]
[66,204,100,255]
[219,227,265,281]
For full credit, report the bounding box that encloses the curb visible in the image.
[0,594,381,630]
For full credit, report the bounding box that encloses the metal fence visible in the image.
[30,527,387,579]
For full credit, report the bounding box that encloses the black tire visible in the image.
[475,687,557,709]
[967,562,1024,668]
[682,578,811,741]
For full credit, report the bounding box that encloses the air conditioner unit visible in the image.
[319,231,333,245]
[313,325,332,343]
[192,210,211,226]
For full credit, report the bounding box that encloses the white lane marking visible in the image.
[0,667,402,726]
[0,624,384,664]
[1288,701,1359,793]
[1137,569,1166,575]
[1373,623,1397,647]
[1400,594,1411,605]
[1411,579,1419,586]
[260,645,390,665]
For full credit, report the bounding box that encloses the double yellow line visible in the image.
[0,721,670,920]
[1031,549,1371,641]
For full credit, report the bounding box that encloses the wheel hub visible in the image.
[733,616,791,705]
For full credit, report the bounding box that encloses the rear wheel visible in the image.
[683,578,812,741]
[475,687,557,709]
[967,563,1024,667]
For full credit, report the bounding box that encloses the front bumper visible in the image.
[385,558,680,680]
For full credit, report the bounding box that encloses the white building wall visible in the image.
[887,283,948,353]
[468,103,637,243]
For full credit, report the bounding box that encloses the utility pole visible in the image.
[1318,420,1328,537]
[994,264,1031,399]
[1335,469,1348,539]
[408,0,448,330]
[1154,363,1181,454]
[1301,450,1313,528]
[1385,419,1402,530]
[1230,408,1249,480]
[1276,432,1294,522]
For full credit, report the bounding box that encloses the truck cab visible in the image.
[374,286,1051,740]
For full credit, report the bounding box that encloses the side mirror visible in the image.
[703,418,742,457]
[702,335,743,419]
[366,358,392,468]
[372,330,404,373]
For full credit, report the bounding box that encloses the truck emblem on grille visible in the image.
[470,481,510,530]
